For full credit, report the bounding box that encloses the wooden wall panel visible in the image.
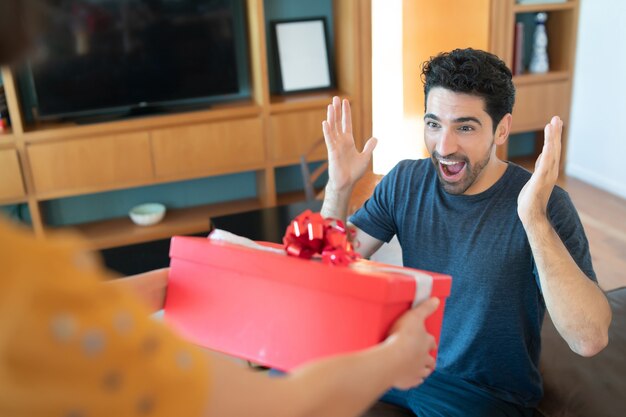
[0,149,26,201]
[511,81,570,133]
[402,0,491,158]
[269,108,327,161]
[151,118,265,178]
[28,132,153,197]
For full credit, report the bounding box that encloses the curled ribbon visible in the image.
[283,210,360,266]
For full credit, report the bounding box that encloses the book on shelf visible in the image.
[0,85,9,132]
[513,22,525,76]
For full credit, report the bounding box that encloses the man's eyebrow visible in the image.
[454,117,482,126]
[423,114,483,127]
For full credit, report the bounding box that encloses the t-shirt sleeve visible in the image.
[0,222,210,417]
[533,187,597,284]
[349,163,401,243]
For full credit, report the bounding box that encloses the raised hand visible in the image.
[386,297,439,389]
[517,116,563,225]
[322,96,377,193]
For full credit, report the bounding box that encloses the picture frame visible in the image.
[271,17,335,94]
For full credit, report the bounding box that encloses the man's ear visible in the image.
[494,113,513,146]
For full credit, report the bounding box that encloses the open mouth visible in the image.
[438,159,467,182]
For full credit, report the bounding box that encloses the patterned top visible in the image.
[0,219,209,417]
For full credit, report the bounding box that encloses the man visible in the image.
[321,48,611,416]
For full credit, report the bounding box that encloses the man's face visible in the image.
[424,87,498,195]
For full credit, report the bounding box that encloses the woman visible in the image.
[0,2,438,416]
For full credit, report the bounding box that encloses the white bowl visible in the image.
[129,203,166,226]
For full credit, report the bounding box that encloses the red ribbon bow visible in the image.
[283,210,360,266]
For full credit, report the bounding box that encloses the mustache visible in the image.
[431,151,469,165]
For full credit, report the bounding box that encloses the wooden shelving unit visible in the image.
[491,0,580,170]
[513,70,570,85]
[61,198,263,250]
[269,90,351,113]
[0,135,15,148]
[20,100,263,144]
[513,1,577,13]
[0,0,372,249]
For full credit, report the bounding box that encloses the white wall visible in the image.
[566,0,626,200]
[371,0,406,174]
[370,0,429,175]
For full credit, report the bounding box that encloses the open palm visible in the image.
[322,96,377,192]
[517,116,563,224]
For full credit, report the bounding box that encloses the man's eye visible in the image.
[459,125,474,132]
[426,121,440,128]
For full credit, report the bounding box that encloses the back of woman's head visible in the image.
[0,0,38,65]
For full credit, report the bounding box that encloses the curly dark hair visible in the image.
[421,48,515,132]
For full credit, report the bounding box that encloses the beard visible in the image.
[431,143,493,195]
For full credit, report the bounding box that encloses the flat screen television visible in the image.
[29,0,250,121]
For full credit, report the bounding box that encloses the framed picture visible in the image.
[271,17,335,93]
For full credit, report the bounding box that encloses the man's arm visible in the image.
[517,116,611,357]
[320,96,384,258]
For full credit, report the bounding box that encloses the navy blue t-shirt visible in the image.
[350,159,596,407]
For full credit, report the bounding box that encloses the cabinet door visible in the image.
[0,149,26,201]
[269,109,327,161]
[151,117,265,179]
[28,132,153,197]
[512,81,570,133]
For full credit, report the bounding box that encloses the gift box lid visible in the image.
[169,236,451,304]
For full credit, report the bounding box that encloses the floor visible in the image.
[559,177,626,291]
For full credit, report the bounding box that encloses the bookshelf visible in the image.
[492,0,580,169]
[513,2,576,13]
[0,0,372,250]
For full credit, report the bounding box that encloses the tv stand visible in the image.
[72,105,169,125]
[71,100,230,125]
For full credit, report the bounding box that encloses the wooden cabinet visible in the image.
[0,148,26,202]
[28,132,153,198]
[269,109,327,162]
[151,118,265,179]
[0,0,371,248]
[512,81,570,133]
[492,0,580,166]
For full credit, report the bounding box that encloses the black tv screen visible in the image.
[30,0,249,120]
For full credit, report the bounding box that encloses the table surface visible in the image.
[210,199,323,243]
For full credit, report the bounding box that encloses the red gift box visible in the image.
[164,235,452,371]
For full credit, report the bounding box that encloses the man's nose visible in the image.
[436,129,458,157]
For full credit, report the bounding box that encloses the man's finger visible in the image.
[542,117,562,173]
[333,96,341,135]
[342,99,352,135]
[322,121,334,149]
[327,104,335,132]
[362,137,378,157]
